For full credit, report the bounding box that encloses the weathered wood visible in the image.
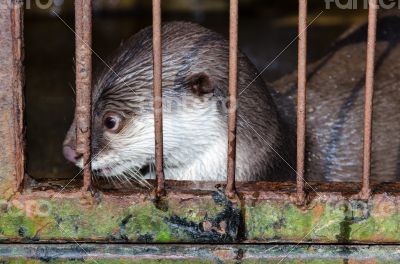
[0,0,25,198]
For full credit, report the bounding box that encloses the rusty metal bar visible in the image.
[296,0,307,204]
[11,1,25,191]
[361,0,378,200]
[75,0,93,191]
[152,0,165,196]
[0,1,26,192]
[226,0,239,198]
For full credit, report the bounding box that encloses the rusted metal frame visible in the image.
[74,0,93,191]
[10,1,25,191]
[2,244,400,261]
[296,0,307,204]
[152,0,165,196]
[360,0,378,200]
[28,179,400,197]
[226,0,239,198]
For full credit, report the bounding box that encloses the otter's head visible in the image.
[63,22,233,182]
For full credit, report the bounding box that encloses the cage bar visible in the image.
[0,1,25,192]
[361,0,378,200]
[11,2,25,190]
[226,0,239,198]
[74,0,93,191]
[152,0,165,196]
[296,0,307,204]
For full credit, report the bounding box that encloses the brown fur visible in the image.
[273,12,400,182]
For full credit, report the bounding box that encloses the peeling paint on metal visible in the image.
[1,244,400,263]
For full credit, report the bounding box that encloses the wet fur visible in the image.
[65,14,400,183]
[65,21,295,182]
[273,12,400,182]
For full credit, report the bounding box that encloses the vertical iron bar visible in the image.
[361,0,378,200]
[10,1,25,190]
[226,0,239,198]
[75,0,92,191]
[152,0,165,196]
[296,0,307,204]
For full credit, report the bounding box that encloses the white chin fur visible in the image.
[75,159,84,169]
[78,101,226,181]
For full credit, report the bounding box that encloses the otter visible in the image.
[63,21,295,183]
[64,14,400,184]
[272,12,400,182]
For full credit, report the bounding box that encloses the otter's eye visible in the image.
[103,113,123,133]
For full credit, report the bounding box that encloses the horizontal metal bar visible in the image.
[1,244,400,261]
[28,179,400,196]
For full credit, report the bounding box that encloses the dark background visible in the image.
[25,0,367,180]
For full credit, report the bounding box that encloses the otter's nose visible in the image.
[63,145,81,164]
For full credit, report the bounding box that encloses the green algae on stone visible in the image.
[246,201,314,241]
[0,206,40,239]
[245,202,283,239]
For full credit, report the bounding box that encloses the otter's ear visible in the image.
[187,73,214,96]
